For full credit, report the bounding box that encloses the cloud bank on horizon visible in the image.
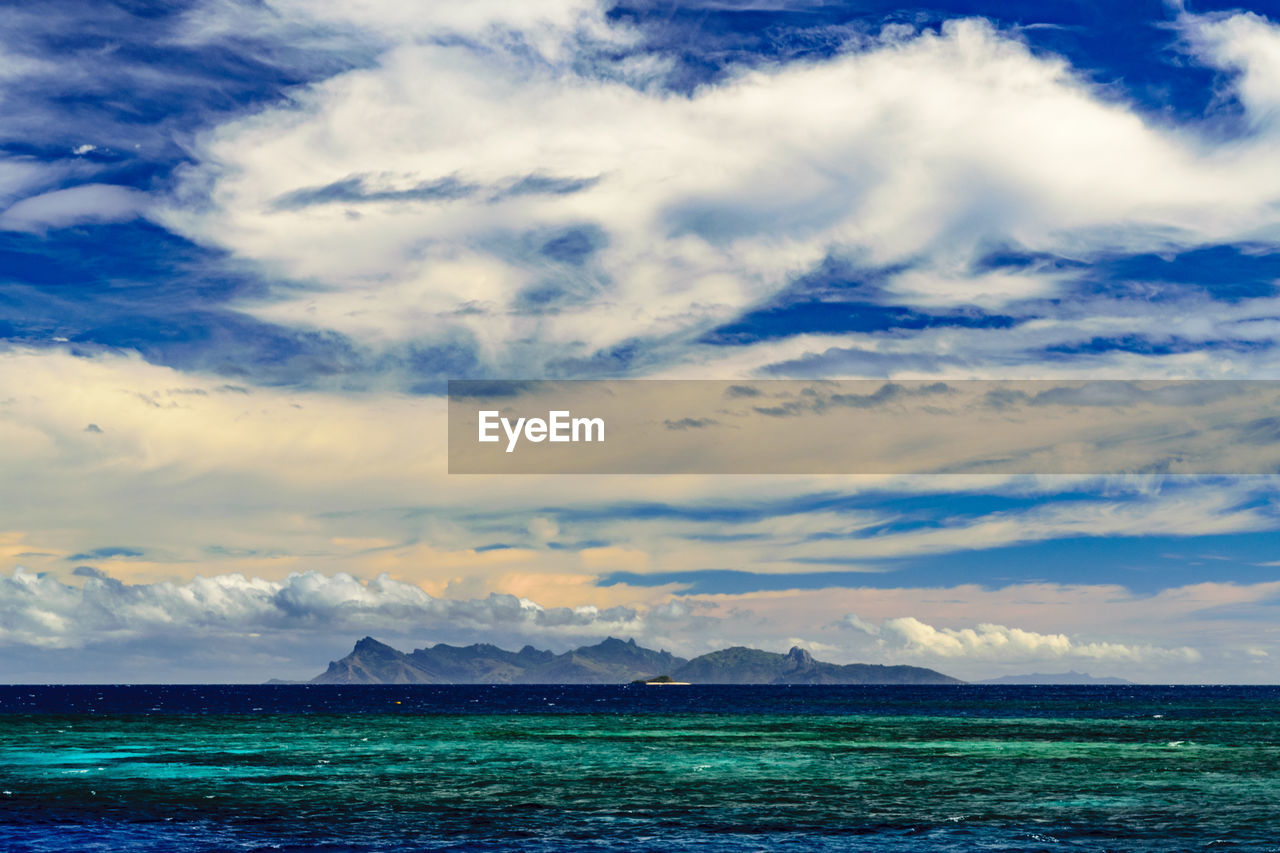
[1,0,1279,682]
[0,565,1234,683]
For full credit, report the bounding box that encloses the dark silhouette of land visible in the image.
[307,636,963,685]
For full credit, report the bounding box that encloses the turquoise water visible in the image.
[2,686,1279,851]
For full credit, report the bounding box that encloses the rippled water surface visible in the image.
[2,685,1278,851]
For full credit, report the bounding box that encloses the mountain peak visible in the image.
[787,646,815,668]
[589,636,641,652]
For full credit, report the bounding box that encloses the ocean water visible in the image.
[2,685,1279,852]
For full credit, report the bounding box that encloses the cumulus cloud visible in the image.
[844,613,1202,663]
[0,567,638,650]
[160,6,1280,377]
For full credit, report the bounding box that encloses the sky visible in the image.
[2,0,1280,683]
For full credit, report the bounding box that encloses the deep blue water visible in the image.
[2,683,1280,717]
[2,685,1279,851]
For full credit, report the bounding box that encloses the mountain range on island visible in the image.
[302,636,965,685]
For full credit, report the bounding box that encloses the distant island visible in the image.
[303,636,963,685]
[633,675,691,685]
[977,671,1135,685]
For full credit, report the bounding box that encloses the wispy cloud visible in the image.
[0,184,149,233]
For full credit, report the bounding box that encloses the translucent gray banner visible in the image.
[448,380,1280,474]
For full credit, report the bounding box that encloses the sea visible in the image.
[1,684,1278,852]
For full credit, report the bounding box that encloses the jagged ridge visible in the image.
[671,645,962,685]
[310,637,961,685]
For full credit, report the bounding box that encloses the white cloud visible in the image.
[0,40,58,83]
[846,613,1202,663]
[1181,10,1280,131]
[0,183,149,233]
[161,8,1280,377]
[0,566,639,650]
[0,159,56,208]
[177,0,626,60]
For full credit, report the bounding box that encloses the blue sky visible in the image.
[2,0,1280,682]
